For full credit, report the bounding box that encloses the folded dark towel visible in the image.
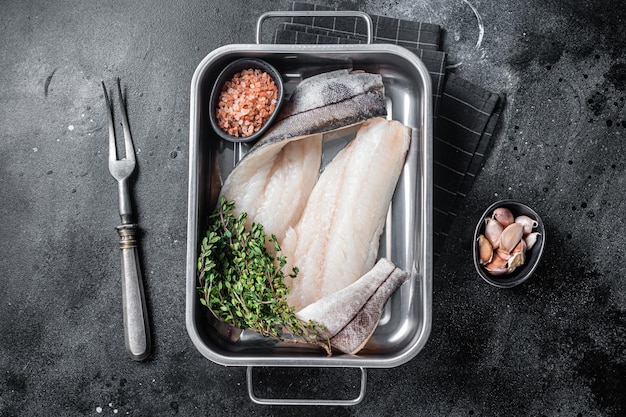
[274,2,505,258]
[433,74,504,252]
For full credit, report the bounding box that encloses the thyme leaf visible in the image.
[197,197,330,354]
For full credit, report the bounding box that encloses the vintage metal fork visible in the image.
[103,78,151,361]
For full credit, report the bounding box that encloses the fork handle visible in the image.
[116,223,151,361]
[118,179,133,222]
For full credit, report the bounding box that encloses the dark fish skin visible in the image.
[241,69,387,161]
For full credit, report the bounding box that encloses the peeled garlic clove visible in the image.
[515,215,538,235]
[477,235,493,265]
[524,232,541,250]
[492,207,514,227]
[484,253,509,275]
[499,222,524,254]
[484,217,504,249]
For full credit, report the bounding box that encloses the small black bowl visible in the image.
[208,58,284,143]
[473,200,546,288]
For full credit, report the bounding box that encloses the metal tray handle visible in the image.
[256,10,374,44]
[246,366,367,406]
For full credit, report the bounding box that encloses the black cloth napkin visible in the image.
[273,2,505,258]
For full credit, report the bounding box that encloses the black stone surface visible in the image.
[1,0,625,416]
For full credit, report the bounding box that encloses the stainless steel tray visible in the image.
[186,11,433,405]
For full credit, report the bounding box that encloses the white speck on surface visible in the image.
[113,410,118,414]
[108,403,113,407]
[33,147,38,152]
[68,125,75,131]
[96,406,102,413]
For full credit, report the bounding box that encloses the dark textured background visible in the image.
[1,0,625,416]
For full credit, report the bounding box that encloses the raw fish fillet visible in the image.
[251,69,387,154]
[220,135,323,242]
[219,69,386,242]
[296,258,408,348]
[329,262,409,354]
[282,117,411,312]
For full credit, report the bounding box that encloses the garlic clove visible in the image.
[484,217,504,249]
[484,252,509,275]
[524,232,541,250]
[512,238,527,254]
[506,239,527,273]
[515,215,538,235]
[485,265,508,276]
[507,250,526,273]
[477,234,493,265]
[492,207,514,227]
[497,238,525,264]
[496,247,511,261]
[499,222,524,254]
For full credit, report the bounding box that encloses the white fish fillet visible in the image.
[282,117,411,312]
[220,135,322,242]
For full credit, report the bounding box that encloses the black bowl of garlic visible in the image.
[473,200,545,288]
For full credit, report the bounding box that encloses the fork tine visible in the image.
[116,78,136,162]
[102,81,117,162]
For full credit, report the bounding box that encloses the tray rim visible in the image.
[186,43,433,368]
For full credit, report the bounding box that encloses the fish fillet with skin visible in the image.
[250,69,387,155]
[330,262,409,354]
[296,257,409,355]
[219,69,386,242]
[282,117,411,312]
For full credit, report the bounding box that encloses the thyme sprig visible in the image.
[197,197,330,354]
